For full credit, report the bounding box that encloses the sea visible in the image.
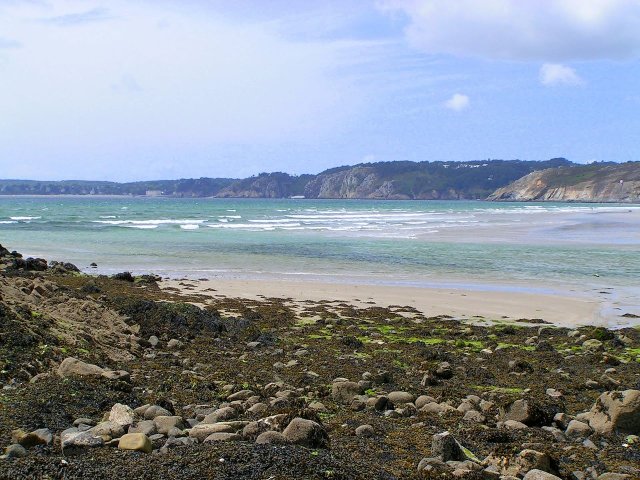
[1,196,639,322]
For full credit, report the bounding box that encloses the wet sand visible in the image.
[162,278,607,328]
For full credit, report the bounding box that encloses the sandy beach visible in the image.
[162,278,606,328]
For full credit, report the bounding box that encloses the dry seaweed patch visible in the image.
[1,253,639,478]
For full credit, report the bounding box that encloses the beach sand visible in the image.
[162,278,606,328]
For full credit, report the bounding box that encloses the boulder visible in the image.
[203,407,237,423]
[189,423,235,442]
[91,421,125,441]
[355,424,375,437]
[228,389,255,401]
[153,416,185,435]
[565,420,592,439]
[431,432,464,462]
[14,428,53,447]
[503,399,556,427]
[434,362,453,379]
[522,470,562,480]
[582,339,604,352]
[387,391,414,405]
[588,390,640,435]
[118,433,152,453]
[282,418,329,448]
[128,420,157,436]
[57,357,104,377]
[61,429,104,455]
[517,449,553,474]
[143,405,172,420]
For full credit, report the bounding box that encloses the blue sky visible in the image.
[1,0,639,181]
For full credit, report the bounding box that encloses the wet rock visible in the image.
[282,418,329,448]
[331,381,363,404]
[582,339,604,352]
[14,428,52,447]
[587,389,640,435]
[118,433,152,453]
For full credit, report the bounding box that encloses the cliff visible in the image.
[488,162,640,202]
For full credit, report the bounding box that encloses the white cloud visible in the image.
[539,63,584,86]
[444,93,469,111]
[378,0,640,60]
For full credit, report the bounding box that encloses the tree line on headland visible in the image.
[1,158,638,201]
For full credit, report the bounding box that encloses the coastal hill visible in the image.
[1,158,639,201]
[488,161,640,202]
[0,158,569,199]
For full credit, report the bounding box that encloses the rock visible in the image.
[118,433,152,453]
[188,423,235,441]
[503,399,553,427]
[228,389,255,401]
[588,390,640,435]
[148,335,159,347]
[565,420,593,439]
[167,339,183,349]
[355,424,375,437]
[331,381,363,404]
[255,431,291,445]
[91,421,126,441]
[128,420,157,436]
[308,401,328,413]
[522,470,562,480]
[597,474,633,480]
[553,412,570,430]
[61,430,104,455]
[57,357,104,377]
[143,405,172,420]
[517,449,553,474]
[582,339,604,352]
[415,395,437,409]
[387,391,414,404]
[15,428,53,447]
[73,418,95,427]
[109,403,135,427]
[501,420,529,430]
[434,362,453,379]
[153,416,185,435]
[431,432,464,462]
[247,403,268,416]
[417,457,450,473]
[4,444,28,458]
[203,407,237,423]
[463,410,486,423]
[282,418,329,448]
[203,432,242,442]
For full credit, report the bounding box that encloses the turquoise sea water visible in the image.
[1,197,639,318]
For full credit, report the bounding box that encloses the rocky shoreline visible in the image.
[0,244,638,479]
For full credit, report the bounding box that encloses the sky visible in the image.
[1,0,639,181]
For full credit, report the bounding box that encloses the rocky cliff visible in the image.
[488,162,640,202]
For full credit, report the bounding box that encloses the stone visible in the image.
[355,424,375,437]
[387,391,414,404]
[282,418,329,448]
[417,457,449,473]
[148,335,159,347]
[522,470,562,480]
[463,410,485,423]
[565,420,592,439]
[415,395,437,409]
[203,407,237,423]
[57,357,104,377]
[331,381,363,404]
[109,403,135,427]
[582,339,604,352]
[167,339,183,349]
[203,432,242,442]
[255,431,291,445]
[61,430,104,455]
[517,450,552,474]
[189,423,236,441]
[91,421,126,441]
[73,418,95,427]
[4,444,28,458]
[503,399,550,427]
[143,405,172,420]
[128,420,157,436]
[588,390,640,435]
[501,420,529,430]
[154,416,185,435]
[118,433,152,453]
[228,389,255,401]
[597,474,633,480]
[431,432,463,462]
[308,401,328,413]
[247,403,268,416]
[16,428,53,447]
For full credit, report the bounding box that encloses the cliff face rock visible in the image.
[488,162,640,202]
[303,167,410,199]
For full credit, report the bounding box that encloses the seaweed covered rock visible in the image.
[113,298,224,339]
